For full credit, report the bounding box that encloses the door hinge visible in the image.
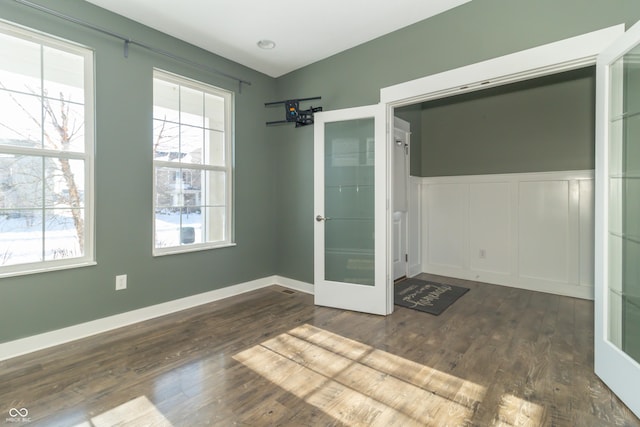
[405,254,408,262]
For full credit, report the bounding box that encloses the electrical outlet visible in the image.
[115,274,127,290]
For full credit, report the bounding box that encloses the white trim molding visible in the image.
[381,24,624,106]
[0,275,313,362]
[419,170,594,300]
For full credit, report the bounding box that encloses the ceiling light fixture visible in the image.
[257,39,276,50]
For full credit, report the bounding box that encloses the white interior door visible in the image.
[595,19,640,418]
[314,104,389,315]
[392,118,410,280]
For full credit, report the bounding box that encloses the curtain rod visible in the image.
[12,0,252,92]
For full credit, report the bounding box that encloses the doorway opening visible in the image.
[393,66,596,299]
[381,25,624,314]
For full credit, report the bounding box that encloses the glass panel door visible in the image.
[595,19,640,418]
[314,104,389,315]
[324,118,375,286]
[608,42,640,364]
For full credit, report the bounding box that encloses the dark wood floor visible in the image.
[1,274,639,426]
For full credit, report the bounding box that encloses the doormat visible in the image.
[394,278,469,315]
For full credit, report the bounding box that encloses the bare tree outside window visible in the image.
[0,24,92,271]
[0,84,86,263]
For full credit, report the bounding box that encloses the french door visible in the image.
[313,104,390,315]
[595,19,640,418]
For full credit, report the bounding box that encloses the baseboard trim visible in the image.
[0,275,314,362]
[408,263,422,278]
[422,266,594,300]
[273,275,315,294]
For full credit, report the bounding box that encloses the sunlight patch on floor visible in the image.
[492,393,545,426]
[72,395,172,427]
[233,323,488,426]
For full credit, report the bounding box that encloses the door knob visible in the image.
[316,215,331,222]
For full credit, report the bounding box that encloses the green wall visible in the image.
[396,68,595,177]
[2,0,640,345]
[0,0,278,343]
[419,67,596,177]
[274,0,640,284]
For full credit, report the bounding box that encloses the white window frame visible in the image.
[152,69,234,256]
[0,20,95,278]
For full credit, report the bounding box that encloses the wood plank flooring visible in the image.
[1,274,639,426]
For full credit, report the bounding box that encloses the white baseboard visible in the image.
[0,275,314,362]
[423,265,594,300]
[273,275,315,294]
[408,263,422,278]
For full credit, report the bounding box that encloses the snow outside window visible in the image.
[152,70,234,255]
[0,21,95,277]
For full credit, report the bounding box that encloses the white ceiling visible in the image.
[85,0,471,77]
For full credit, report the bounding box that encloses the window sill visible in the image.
[153,242,237,257]
[0,260,97,279]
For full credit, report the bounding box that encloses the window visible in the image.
[153,70,234,255]
[0,21,94,276]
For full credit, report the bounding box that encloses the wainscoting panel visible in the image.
[420,171,594,299]
[518,180,570,284]
[469,182,511,276]
[579,179,595,287]
[423,183,468,271]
